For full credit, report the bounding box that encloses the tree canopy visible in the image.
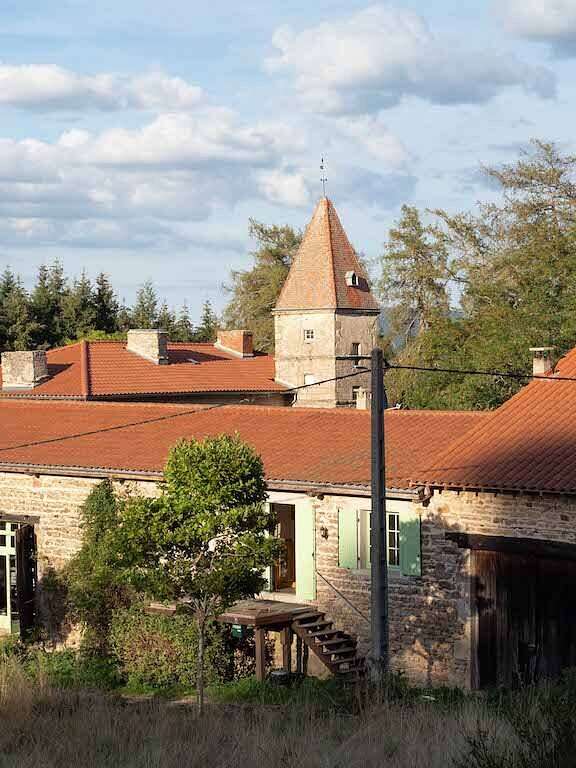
[382,140,576,410]
[222,219,302,352]
[0,266,218,352]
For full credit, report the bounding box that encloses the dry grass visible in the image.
[0,659,516,768]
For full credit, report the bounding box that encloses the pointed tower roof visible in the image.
[275,197,380,312]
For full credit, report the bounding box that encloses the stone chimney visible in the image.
[126,329,169,365]
[1,350,49,389]
[529,346,555,377]
[215,330,254,358]
[355,387,371,410]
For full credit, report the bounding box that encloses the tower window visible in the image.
[351,342,361,365]
[303,329,315,342]
[304,374,316,386]
[345,271,359,287]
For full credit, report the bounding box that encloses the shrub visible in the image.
[109,605,230,689]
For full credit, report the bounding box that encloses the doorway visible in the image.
[0,521,36,638]
[272,504,296,592]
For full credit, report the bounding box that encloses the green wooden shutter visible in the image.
[296,503,316,600]
[338,509,358,569]
[400,507,421,577]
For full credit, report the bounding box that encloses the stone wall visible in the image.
[301,489,576,688]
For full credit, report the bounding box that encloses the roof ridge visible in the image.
[326,198,338,307]
[80,340,91,399]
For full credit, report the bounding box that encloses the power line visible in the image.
[385,362,576,383]
[0,367,372,455]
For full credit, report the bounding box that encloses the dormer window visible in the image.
[303,329,315,342]
[345,271,359,287]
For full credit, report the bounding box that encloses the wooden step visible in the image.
[307,628,341,639]
[320,637,357,649]
[297,620,331,631]
[329,647,356,659]
[292,612,324,624]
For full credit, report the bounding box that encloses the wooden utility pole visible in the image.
[370,347,389,673]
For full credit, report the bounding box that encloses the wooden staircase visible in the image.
[291,609,366,680]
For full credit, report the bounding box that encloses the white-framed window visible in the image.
[303,329,315,342]
[339,509,400,570]
[345,271,359,287]
[387,512,400,567]
[303,374,316,386]
[352,386,361,403]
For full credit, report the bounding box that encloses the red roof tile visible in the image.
[0,400,486,489]
[275,198,380,312]
[0,341,286,399]
[417,347,576,493]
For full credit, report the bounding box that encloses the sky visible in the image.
[1,0,576,318]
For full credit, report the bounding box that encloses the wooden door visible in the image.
[272,504,296,590]
[16,525,37,640]
[475,549,576,687]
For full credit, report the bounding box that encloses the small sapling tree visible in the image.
[115,435,282,712]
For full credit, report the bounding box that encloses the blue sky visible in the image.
[1,0,576,318]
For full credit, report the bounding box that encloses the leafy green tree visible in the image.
[94,273,119,334]
[191,299,218,343]
[113,435,281,712]
[385,140,576,410]
[223,219,302,352]
[131,280,158,329]
[66,480,133,653]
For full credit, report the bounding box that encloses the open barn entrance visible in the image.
[473,543,576,687]
[0,522,36,639]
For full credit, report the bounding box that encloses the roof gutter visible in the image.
[0,462,416,498]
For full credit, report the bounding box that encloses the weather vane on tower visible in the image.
[320,156,327,197]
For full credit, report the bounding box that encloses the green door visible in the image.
[295,503,316,600]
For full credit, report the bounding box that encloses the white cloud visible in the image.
[0,104,314,250]
[498,0,576,55]
[266,4,556,114]
[334,115,409,166]
[0,64,203,111]
[255,168,310,207]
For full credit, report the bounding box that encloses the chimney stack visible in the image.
[529,347,555,377]
[126,329,169,365]
[355,387,371,410]
[1,350,49,389]
[215,330,254,358]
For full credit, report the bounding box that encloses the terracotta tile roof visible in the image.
[0,400,485,489]
[0,341,286,399]
[417,347,576,494]
[275,197,380,312]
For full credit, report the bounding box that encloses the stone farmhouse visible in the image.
[1,197,576,689]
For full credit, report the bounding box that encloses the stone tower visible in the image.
[274,197,380,408]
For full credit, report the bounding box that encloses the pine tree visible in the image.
[192,300,218,343]
[131,280,158,329]
[157,301,176,335]
[173,302,194,342]
[223,220,301,352]
[2,278,38,351]
[380,205,450,343]
[62,271,96,340]
[30,261,68,347]
[94,273,119,334]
